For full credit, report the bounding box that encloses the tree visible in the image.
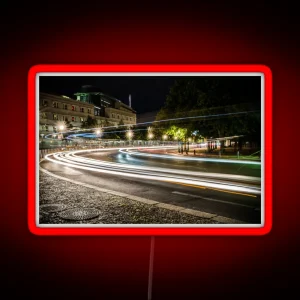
[156,77,261,151]
[65,119,73,130]
[81,115,98,129]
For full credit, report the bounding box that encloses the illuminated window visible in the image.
[53,102,59,108]
[53,114,58,120]
[72,105,76,111]
[94,108,100,116]
[80,117,84,122]
[41,113,47,119]
[80,107,84,113]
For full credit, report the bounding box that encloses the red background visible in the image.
[2,2,299,299]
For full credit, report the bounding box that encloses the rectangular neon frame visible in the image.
[28,64,272,236]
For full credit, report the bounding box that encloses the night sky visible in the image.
[39,76,261,114]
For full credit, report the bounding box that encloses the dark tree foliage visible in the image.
[81,115,98,129]
[155,77,261,148]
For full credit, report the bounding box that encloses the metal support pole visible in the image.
[147,236,155,300]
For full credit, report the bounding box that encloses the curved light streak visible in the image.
[44,147,261,195]
[120,149,261,165]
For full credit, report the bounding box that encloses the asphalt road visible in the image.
[40,147,262,224]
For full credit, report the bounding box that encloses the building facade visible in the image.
[39,88,136,134]
[74,85,136,125]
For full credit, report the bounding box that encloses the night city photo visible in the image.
[38,74,262,226]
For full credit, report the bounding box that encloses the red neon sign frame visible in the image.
[28,64,272,236]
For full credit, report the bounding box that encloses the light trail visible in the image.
[120,149,261,165]
[43,146,261,196]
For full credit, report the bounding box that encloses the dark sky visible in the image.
[39,76,261,114]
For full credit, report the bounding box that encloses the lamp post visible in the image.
[148,132,154,145]
[127,129,133,146]
[162,134,167,146]
[95,128,102,148]
[59,125,64,147]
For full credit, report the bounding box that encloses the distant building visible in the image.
[39,86,136,134]
[74,85,136,125]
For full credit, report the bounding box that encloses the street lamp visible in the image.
[95,127,103,148]
[127,130,133,144]
[162,134,167,145]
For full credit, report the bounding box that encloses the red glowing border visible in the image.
[28,64,272,236]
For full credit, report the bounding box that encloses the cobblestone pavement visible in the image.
[39,171,222,225]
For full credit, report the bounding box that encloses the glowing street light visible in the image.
[127,130,133,140]
[162,134,167,140]
[188,137,192,142]
[148,133,154,139]
[95,127,102,136]
[59,125,64,131]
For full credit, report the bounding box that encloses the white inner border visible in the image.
[36,72,264,228]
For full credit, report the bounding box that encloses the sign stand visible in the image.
[147,236,155,300]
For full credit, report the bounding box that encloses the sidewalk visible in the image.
[39,170,231,225]
[152,146,261,161]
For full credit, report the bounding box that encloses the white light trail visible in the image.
[121,149,261,165]
[44,147,261,195]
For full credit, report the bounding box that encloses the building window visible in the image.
[94,108,100,116]
[80,117,84,122]
[63,104,68,110]
[130,118,132,121]
[42,100,48,106]
[87,108,91,114]
[117,115,119,119]
[72,116,76,122]
[53,114,58,120]
[72,105,76,111]
[53,126,57,133]
[80,107,84,113]
[53,101,59,108]
[41,112,47,119]
[81,95,88,102]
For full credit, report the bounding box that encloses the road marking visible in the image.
[174,182,206,189]
[206,186,257,198]
[39,166,246,224]
[172,191,257,208]
[169,181,257,198]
